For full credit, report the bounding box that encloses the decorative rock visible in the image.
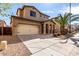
[1,41,7,50]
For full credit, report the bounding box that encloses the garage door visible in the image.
[16,24,39,35]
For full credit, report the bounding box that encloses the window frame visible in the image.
[30,11,36,17]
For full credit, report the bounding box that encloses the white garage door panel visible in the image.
[16,24,39,35]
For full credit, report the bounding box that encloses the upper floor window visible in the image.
[30,11,36,17]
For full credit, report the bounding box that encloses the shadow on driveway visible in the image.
[17,34,54,42]
[0,34,53,44]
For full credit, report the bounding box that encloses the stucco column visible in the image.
[11,17,16,39]
[48,24,50,34]
[11,17,14,36]
[39,25,42,34]
[11,17,14,39]
[43,23,46,34]
[51,24,53,34]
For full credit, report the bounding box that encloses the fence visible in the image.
[0,27,12,35]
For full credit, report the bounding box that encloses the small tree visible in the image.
[0,3,11,17]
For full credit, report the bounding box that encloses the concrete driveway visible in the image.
[18,34,79,56]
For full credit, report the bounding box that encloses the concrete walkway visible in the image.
[18,34,79,56]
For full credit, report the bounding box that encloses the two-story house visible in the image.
[10,5,56,35]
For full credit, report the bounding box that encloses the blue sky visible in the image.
[0,3,79,26]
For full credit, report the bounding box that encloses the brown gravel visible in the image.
[0,36,32,56]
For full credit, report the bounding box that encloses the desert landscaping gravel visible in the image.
[0,36,32,56]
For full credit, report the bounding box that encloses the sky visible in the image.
[0,3,79,26]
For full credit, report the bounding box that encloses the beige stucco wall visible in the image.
[53,20,61,34]
[43,21,54,34]
[55,22,60,34]
[11,17,42,35]
[17,7,49,21]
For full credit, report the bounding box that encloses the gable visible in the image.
[23,5,50,17]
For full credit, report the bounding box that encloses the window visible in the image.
[30,11,36,17]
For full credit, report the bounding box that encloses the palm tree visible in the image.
[55,13,79,35]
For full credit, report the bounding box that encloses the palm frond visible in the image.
[70,17,79,22]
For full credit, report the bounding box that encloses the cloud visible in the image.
[59,6,79,14]
[42,10,54,14]
[71,6,79,14]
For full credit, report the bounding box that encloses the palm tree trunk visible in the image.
[60,26,65,35]
[68,25,71,33]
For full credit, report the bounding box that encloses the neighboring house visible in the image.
[0,20,6,27]
[11,5,56,35]
[0,20,6,35]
